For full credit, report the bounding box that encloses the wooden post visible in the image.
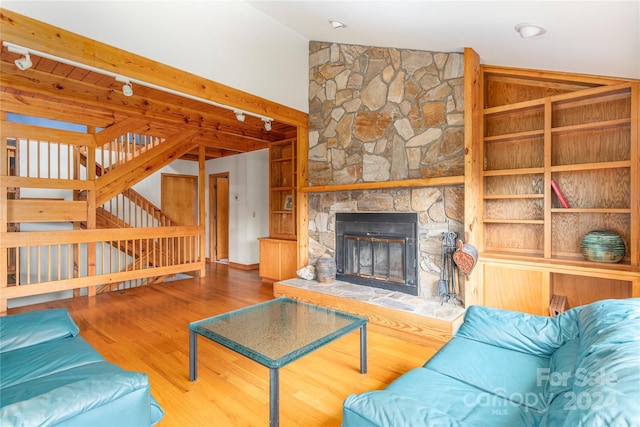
[1,111,9,312]
[462,47,482,307]
[85,128,97,297]
[198,143,206,277]
[297,126,309,270]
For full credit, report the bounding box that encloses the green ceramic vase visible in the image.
[580,230,626,263]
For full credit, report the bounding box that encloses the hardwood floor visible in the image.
[8,264,441,426]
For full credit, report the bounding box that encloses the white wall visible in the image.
[206,149,269,265]
[133,152,268,266]
[2,1,310,113]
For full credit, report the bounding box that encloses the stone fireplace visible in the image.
[306,41,466,305]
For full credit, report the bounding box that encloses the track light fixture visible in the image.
[115,76,134,97]
[122,81,133,97]
[235,110,246,122]
[15,52,32,70]
[262,118,272,132]
[6,44,32,70]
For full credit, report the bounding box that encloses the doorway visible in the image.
[161,173,198,263]
[209,173,229,263]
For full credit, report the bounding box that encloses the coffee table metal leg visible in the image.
[360,324,367,374]
[189,330,197,381]
[270,368,279,427]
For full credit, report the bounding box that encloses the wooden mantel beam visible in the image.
[0,8,308,128]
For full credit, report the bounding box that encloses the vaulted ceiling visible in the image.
[0,41,298,161]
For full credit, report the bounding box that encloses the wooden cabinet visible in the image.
[259,138,298,282]
[258,238,297,282]
[475,68,639,314]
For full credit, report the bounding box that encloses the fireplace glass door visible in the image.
[344,235,405,284]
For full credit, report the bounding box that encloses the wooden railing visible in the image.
[96,133,165,172]
[1,121,204,312]
[100,189,178,229]
[1,226,202,298]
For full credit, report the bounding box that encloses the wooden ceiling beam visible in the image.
[0,8,308,128]
[0,91,116,127]
[1,65,289,147]
[1,72,270,152]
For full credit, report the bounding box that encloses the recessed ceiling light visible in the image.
[329,19,346,30]
[515,23,546,38]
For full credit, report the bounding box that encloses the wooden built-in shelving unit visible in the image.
[471,67,639,315]
[259,138,299,283]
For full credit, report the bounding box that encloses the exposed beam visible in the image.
[0,91,115,127]
[0,8,308,128]
[0,66,273,141]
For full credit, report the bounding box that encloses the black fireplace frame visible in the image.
[335,212,418,295]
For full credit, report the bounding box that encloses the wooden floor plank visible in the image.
[7,264,442,426]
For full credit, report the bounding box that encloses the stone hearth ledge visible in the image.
[278,278,465,322]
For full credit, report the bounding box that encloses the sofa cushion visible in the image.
[385,367,542,426]
[0,308,79,354]
[0,336,105,389]
[343,390,475,427]
[561,299,640,426]
[424,336,550,412]
[0,372,158,427]
[0,361,125,407]
[455,305,581,358]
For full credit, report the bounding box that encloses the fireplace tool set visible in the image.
[439,231,461,305]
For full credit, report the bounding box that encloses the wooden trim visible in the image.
[297,126,309,269]
[300,176,464,193]
[228,262,259,271]
[274,281,464,347]
[631,83,640,266]
[0,8,308,128]
[481,65,635,86]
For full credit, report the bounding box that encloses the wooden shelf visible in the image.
[483,167,544,176]
[300,175,464,193]
[260,138,298,282]
[550,160,631,172]
[551,208,631,214]
[484,194,544,200]
[483,98,545,116]
[483,219,544,224]
[551,118,630,135]
[476,71,638,315]
[484,129,544,143]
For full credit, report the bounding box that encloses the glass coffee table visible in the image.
[189,297,368,427]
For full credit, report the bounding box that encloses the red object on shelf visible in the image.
[551,179,569,208]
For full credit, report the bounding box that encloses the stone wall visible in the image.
[307,41,466,301]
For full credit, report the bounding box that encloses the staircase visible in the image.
[78,132,194,292]
[2,122,203,310]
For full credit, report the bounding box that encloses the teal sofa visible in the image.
[343,298,640,426]
[0,308,164,426]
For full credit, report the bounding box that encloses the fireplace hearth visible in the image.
[335,212,418,295]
